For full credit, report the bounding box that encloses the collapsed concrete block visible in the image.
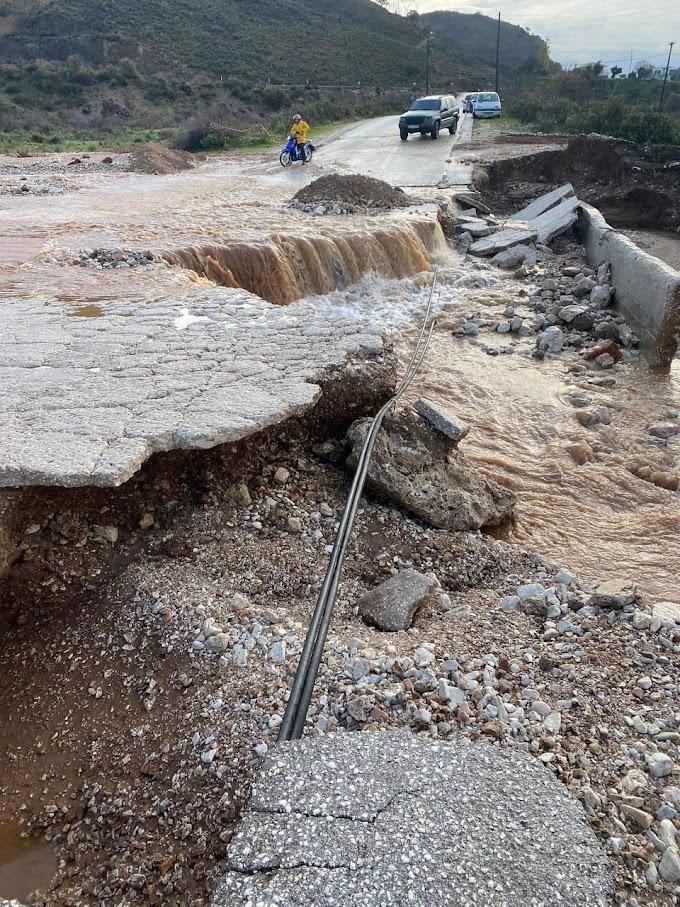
[469,228,538,256]
[514,183,576,221]
[414,398,470,443]
[530,197,580,244]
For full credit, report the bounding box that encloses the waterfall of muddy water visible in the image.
[163,221,438,305]
[0,824,56,900]
[307,268,680,600]
[0,156,443,304]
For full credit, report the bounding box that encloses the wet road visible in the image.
[320,107,474,189]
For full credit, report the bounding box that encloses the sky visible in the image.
[409,0,680,69]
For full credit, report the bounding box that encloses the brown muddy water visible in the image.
[0,825,56,901]
[1,153,679,600]
[308,268,680,601]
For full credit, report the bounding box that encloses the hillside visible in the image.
[0,0,425,85]
[0,0,554,144]
[421,10,551,90]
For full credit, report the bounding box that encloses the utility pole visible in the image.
[628,50,633,76]
[659,41,675,112]
[426,32,433,94]
[495,12,501,93]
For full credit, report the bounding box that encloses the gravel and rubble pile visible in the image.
[292,174,407,216]
[2,439,678,906]
[72,248,164,270]
[0,153,131,176]
[0,177,78,196]
[128,145,198,176]
[441,238,639,362]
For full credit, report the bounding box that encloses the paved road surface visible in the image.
[321,109,474,189]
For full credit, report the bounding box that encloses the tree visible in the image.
[636,60,654,80]
[610,65,623,78]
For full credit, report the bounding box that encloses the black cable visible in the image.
[278,267,440,742]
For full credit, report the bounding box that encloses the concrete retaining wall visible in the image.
[577,204,680,366]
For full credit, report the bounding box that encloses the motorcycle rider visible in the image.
[290,113,310,163]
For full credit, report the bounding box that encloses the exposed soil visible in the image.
[0,353,395,626]
[128,145,199,176]
[293,174,407,210]
[619,229,680,272]
[476,133,680,234]
[0,431,537,907]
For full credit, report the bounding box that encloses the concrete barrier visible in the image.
[578,204,680,365]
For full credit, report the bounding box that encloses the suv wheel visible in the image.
[431,121,440,140]
[448,116,458,134]
[400,128,408,141]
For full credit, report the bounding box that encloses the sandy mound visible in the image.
[294,174,406,210]
[128,144,198,175]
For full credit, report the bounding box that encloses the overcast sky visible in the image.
[410,0,680,69]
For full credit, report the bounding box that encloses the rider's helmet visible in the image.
[293,114,301,123]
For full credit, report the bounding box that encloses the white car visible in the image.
[473,91,502,118]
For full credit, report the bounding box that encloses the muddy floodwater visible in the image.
[309,270,680,600]
[0,825,56,901]
[1,151,679,600]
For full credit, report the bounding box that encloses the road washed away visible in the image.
[0,144,679,907]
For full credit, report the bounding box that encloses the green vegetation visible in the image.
[173,90,408,152]
[0,126,169,154]
[0,0,555,149]
[508,67,680,145]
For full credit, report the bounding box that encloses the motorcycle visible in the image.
[280,134,314,167]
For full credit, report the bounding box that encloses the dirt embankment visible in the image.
[476,133,680,233]
[128,144,199,175]
[0,353,395,629]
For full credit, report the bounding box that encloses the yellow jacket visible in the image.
[291,120,310,143]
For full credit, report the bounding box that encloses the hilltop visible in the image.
[421,9,552,89]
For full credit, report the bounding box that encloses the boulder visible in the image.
[490,244,537,270]
[584,339,621,362]
[590,285,612,308]
[536,326,565,353]
[648,423,680,440]
[346,409,516,531]
[357,569,439,631]
[558,304,588,325]
[575,408,611,428]
[653,601,680,624]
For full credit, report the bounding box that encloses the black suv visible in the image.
[398,95,460,141]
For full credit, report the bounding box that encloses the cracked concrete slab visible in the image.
[212,730,614,907]
[0,288,383,487]
[513,183,575,221]
[469,227,538,256]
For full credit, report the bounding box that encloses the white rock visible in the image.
[269,641,287,664]
[647,752,674,778]
[659,848,680,883]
